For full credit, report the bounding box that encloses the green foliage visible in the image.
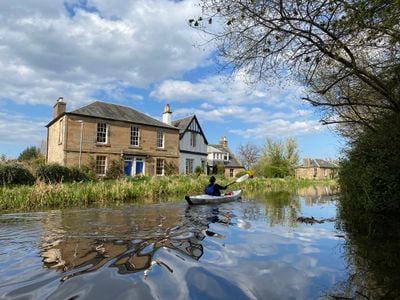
[339,112,400,214]
[36,164,88,183]
[18,146,43,161]
[0,164,35,185]
[256,138,298,178]
[195,166,203,175]
[215,164,225,175]
[106,159,124,180]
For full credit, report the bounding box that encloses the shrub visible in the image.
[36,164,89,183]
[165,161,179,176]
[37,164,70,183]
[235,170,247,178]
[0,164,35,185]
[195,166,203,175]
[106,159,124,179]
[263,164,289,178]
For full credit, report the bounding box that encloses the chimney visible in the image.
[53,97,66,118]
[219,136,228,147]
[162,104,172,125]
[303,158,311,167]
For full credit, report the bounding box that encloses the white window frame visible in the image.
[130,126,140,146]
[97,122,108,144]
[58,118,64,145]
[157,130,164,148]
[185,158,194,174]
[229,168,234,177]
[156,158,165,176]
[95,156,107,175]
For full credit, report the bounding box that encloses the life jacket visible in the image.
[205,183,215,195]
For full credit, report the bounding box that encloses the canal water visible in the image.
[0,186,396,299]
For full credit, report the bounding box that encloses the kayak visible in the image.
[185,190,242,205]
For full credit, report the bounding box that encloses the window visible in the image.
[130,126,139,146]
[95,156,107,175]
[230,169,234,177]
[186,159,194,174]
[97,122,107,143]
[157,130,164,148]
[224,153,229,161]
[156,159,165,176]
[313,168,318,178]
[190,132,196,147]
[58,119,64,144]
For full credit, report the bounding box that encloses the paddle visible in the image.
[225,173,250,188]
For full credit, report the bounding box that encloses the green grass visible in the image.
[0,175,337,212]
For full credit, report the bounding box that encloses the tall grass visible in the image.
[0,175,337,212]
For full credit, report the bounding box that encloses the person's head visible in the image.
[209,176,216,183]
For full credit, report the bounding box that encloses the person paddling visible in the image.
[204,176,227,196]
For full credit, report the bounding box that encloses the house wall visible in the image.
[179,152,207,174]
[180,131,207,153]
[47,116,66,165]
[224,167,245,178]
[47,115,180,175]
[295,167,337,179]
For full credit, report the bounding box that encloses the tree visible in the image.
[238,143,260,169]
[257,137,299,177]
[192,0,400,131]
[18,146,42,161]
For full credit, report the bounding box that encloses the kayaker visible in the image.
[204,176,227,196]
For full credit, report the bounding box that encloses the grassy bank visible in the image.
[0,176,337,212]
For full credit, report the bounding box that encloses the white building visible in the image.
[162,105,208,174]
[207,137,245,177]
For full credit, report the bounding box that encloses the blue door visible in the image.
[135,160,143,175]
[124,160,132,176]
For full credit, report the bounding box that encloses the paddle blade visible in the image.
[236,174,249,183]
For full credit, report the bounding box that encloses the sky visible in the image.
[0,0,343,160]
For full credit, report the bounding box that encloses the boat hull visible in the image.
[185,190,242,205]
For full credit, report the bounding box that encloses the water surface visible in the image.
[0,186,367,299]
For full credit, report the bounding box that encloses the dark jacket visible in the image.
[205,183,227,196]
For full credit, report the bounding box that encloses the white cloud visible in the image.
[230,120,323,139]
[0,111,47,144]
[0,0,210,106]
[151,71,306,108]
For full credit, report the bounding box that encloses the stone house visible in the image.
[163,107,208,174]
[295,158,339,179]
[46,98,180,176]
[207,137,245,177]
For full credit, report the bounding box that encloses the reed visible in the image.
[0,176,337,212]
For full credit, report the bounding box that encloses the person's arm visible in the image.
[216,184,227,190]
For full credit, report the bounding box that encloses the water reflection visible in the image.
[0,187,368,300]
[39,206,236,282]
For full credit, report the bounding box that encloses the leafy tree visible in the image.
[18,146,42,161]
[192,0,400,131]
[238,143,260,170]
[257,137,299,177]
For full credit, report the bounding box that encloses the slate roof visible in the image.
[171,115,208,144]
[297,158,338,169]
[51,101,177,130]
[208,144,244,168]
[172,116,193,134]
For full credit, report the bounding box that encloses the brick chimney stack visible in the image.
[162,104,172,125]
[53,97,66,118]
[219,136,228,147]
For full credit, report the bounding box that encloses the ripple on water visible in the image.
[0,190,360,299]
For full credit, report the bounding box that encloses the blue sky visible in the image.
[0,0,342,160]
